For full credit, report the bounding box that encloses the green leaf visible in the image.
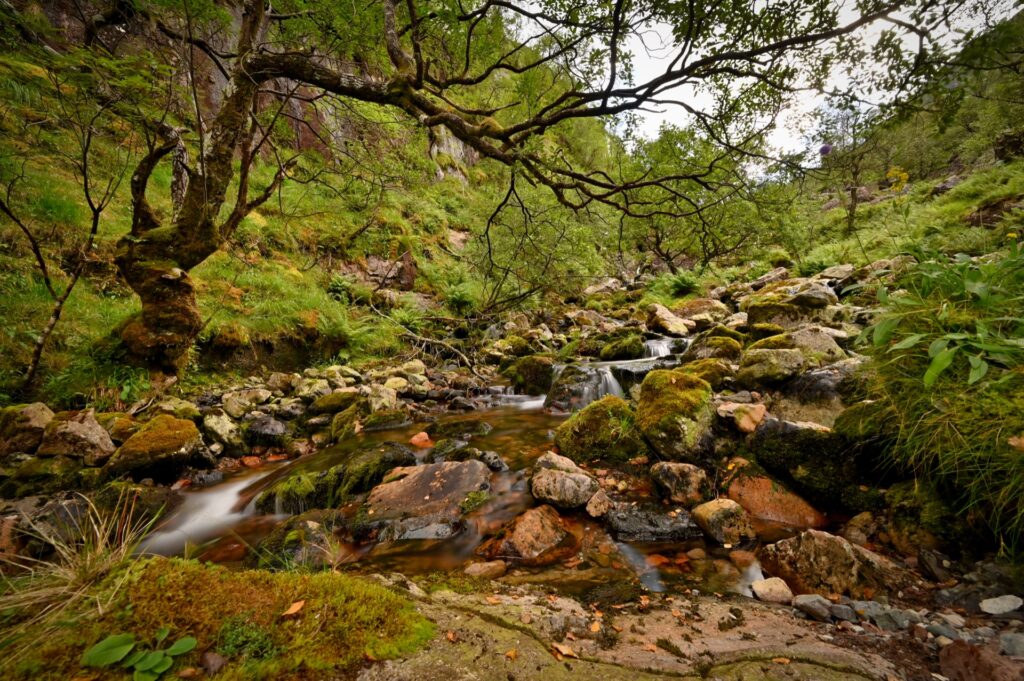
[923,347,958,387]
[152,656,174,674]
[122,650,146,668]
[968,356,989,384]
[82,634,135,667]
[876,286,889,304]
[889,333,925,351]
[165,637,197,657]
[133,670,159,681]
[135,651,166,672]
[155,627,170,644]
[872,318,900,347]
[927,338,949,357]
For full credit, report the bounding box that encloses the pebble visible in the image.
[927,623,960,640]
[935,635,954,647]
[751,577,793,605]
[937,612,965,628]
[793,594,832,622]
[464,560,507,579]
[1000,632,1024,656]
[979,595,1023,615]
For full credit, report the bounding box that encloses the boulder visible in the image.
[760,529,914,598]
[251,509,349,570]
[716,401,767,433]
[294,378,331,401]
[245,416,288,447]
[603,504,702,542]
[37,409,116,466]
[646,304,694,336]
[676,358,735,389]
[939,640,1024,681]
[307,390,362,416]
[552,395,646,464]
[724,459,827,529]
[464,560,507,579]
[691,499,755,544]
[266,372,299,393]
[151,397,201,421]
[736,348,806,386]
[0,403,54,455]
[751,577,794,605]
[530,454,599,509]
[202,411,244,455]
[256,442,416,514]
[680,326,745,362]
[427,418,493,440]
[4,455,83,497]
[478,505,579,567]
[366,384,399,412]
[502,355,556,395]
[95,412,140,445]
[635,370,713,461]
[103,415,203,480]
[650,462,707,506]
[222,388,272,419]
[747,326,846,367]
[366,460,491,541]
[672,298,731,323]
[599,334,645,361]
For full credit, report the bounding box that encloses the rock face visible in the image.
[366,460,491,541]
[650,462,707,506]
[0,403,54,455]
[603,504,702,542]
[36,409,115,466]
[256,442,416,514]
[725,459,827,529]
[553,395,647,463]
[103,414,203,480]
[478,505,579,567]
[530,453,598,509]
[691,499,755,544]
[760,530,914,598]
[636,370,713,461]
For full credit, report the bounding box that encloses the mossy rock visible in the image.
[362,409,411,431]
[330,400,370,442]
[677,359,734,389]
[742,299,808,328]
[308,391,363,416]
[599,334,644,361]
[553,395,648,463]
[103,414,203,481]
[210,321,251,351]
[501,335,533,357]
[749,327,845,367]
[11,556,434,680]
[883,480,980,556]
[95,412,141,444]
[636,370,713,461]
[250,509,351,570]
[255,442,416,514]
[93,481,180,526]
[832,400,893,442]
[736,348,806,386]
[557,336,604,360]
[749,418,881,513]
[749,322,786,340]
[4,455,82,497]
[426,418,493,439]
[502,354,556,395]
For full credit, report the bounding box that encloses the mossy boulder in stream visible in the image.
[553,395,647,463]
[502,354,556,395]
[636,370,713,461]
[599,334,644,361]
[677,358,734,389]
[102,414,203,481]
[250,509,351,570]
[255,442,416,514]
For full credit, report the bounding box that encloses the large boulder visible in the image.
[478,505,579,567]
[255,441,416,514]
[307,390,362,416]
[530,452,599,509]
[0,403,54,455]
[760,529,914,598]
[37,409,116,466]
[603,504,702,542]
[102,415,203,480]
[680,325,745,362]
[636,370,713,461]
[365,460,491,541]
[502,355,556,395]
[691,499,755,544]
[724,459,827,529]
[736,348,806,386]
[553,395,647,463]
[746,326,846,368]
[599,334,645,361]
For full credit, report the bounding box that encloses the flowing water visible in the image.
[143,339,794,593]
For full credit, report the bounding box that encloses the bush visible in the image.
[443,283,477,316]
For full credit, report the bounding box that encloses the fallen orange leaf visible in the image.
[485,596,502,605]
[282,600,305,617]
[445,630,458,643]
[505,649,518,662]
[643,643,658,653]
[552,643,578,659]
[590,621,601,633]
[772,657,791,665]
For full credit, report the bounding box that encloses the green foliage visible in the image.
[860,245,1024,551]
[217,616,278,660]
[443,282,478,316]
[81,630,196,680]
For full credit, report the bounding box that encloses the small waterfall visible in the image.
[643,337,675,358]
[545,363,625,410]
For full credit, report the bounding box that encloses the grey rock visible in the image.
[793,594,832,622]
[246,416,288,447]
[979,594,1023,615]
[830,604,857,622]
[202,411,244,455]
[37,409,115,466]
[603,504,702,542]
[530,468,598,509]
[0,402,54,455]
[999,632,1024,657]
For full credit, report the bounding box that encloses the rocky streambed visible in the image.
[2,261,1023,680]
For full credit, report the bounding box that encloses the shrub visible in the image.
[664,270,699,296]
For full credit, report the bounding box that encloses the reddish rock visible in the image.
[409,431,433,448]
[725,461,827,529]
[241,456,263,468]
[716,402,768,433]
[478,505,579,567]
[939,640,1024,681]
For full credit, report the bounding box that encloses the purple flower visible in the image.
[819,144,833,156]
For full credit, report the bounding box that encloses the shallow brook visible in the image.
[140,380,804,596]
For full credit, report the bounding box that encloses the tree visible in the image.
[4,0,985,372]
[813,104,884,236]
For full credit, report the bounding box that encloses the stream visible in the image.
[139,335,789,595]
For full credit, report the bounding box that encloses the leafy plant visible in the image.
[664,270,700,297]
[443,283,477,316]
[216,615,278,660]
[81,628,196,680]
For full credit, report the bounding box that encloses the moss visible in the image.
[93,481,179,526]
[749,322,786,340]
[362,409,411,431]
[459,490,490,514]
[308,391,362,415]
[884,480,976,555]
[210,322,251,351]
[557,336,604,360]
[104,414,201,479]
[636,370,713,460]
[702,324,746,342]
[598,334,644,361]
[6,455,81,497]
[427,418,492,439]
[677,359,734,389]
[501,354,556,395]
[95,412,140,444]
[742,299,806,327]
[553,395,648,463]
[330,401,369,442]
[748,333,796,351]
[832,401,893,441]
[7,556,435,680]
[502,335,532,357]
[704,336,743,357]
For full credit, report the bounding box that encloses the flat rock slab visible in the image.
[359,586,893,681]
[367,460,490,521]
